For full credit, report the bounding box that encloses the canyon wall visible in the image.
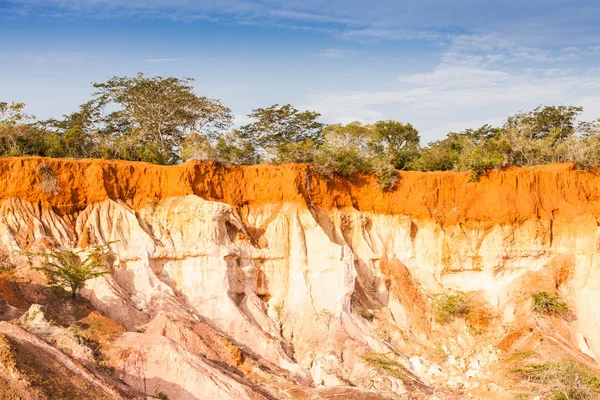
[1,157,600,399]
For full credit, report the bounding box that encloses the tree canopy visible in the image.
[2,72,600,185]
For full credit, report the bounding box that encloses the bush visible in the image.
[371,157,399,191]
[156,392,170,400]
[511,360,600,400]
[433,292,470,323]
[433,292,493,332]
[531,292,569,316]
[360,353,408,380]
[27,244,113,298]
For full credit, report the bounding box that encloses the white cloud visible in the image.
[338,28,442,42]
[302,51,600,142]
[441,34,600,67]
[142,58,184,63]
[318,48,358,58]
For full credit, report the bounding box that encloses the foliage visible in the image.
[311,122,401,190]
[360,353,429,393]
[433,292,471,323]
[240,103,324,163]
[505,105,583,141]
[511,360,600,400]
[26,244,113,298]
[433,291,493,332]
[156,392,170,400]
[371,120,420,169]
[531,292,570,316]
[92,73,233,164]
[360,353,408,380]
[3,81,600,182]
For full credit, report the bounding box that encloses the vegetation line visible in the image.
[2,73,598,188]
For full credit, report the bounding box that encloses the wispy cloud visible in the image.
[339,28,443,42]
[7,0,600,47]
[318,48,358,58]
[142,58,184,63]
[441,34,600,66]
[302,34,600,141]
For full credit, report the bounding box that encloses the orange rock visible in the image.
[0,158,596,230]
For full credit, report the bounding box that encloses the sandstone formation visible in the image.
[0,157,599,399]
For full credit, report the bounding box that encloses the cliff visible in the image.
[0,157,599,399]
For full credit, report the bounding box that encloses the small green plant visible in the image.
[156,391,170,400]
[25,243,114,299]
[360,353,408,380]
[532,292,569,316]
[433,292,470,323]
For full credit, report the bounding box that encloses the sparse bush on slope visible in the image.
[531,292,570,316]
[511,360,600,400]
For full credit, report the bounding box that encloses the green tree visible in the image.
[240,104,324,162]
[37,101,105,159]
[371,120,420,169]
[92,73,233,164]
[314,122,401,190]
[0,101,43,156]
[28,244,113,298]
[505,105,582,140]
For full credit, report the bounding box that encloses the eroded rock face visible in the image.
[1,158,600,399]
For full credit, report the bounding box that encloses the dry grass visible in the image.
[0,333,16,372]
[360,352,432,395]
[511,360,600,400]
[38,162,61,195]
[506,350,537,363]
[0,249,15,271]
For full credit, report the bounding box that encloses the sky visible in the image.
[1,1,600,142]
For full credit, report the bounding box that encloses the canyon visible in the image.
[0,157,599,399]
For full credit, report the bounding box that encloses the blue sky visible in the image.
[2,0,600,142]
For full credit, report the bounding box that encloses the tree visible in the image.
[92,73,233,164]
[240,104,324,162]
[28,244,113,298]
[313,121,401,190]
[410,125,507,180]
[504,105,582,141]
[0,101,44,157]
[37,101,105,159]
[371,120,420,169]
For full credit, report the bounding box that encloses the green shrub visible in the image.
[156,392,170,400]
[360,353,408,381]
[433,292,470,323]
[433,292,493,332]
[531,292,569,316]
[26,244,113,299]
